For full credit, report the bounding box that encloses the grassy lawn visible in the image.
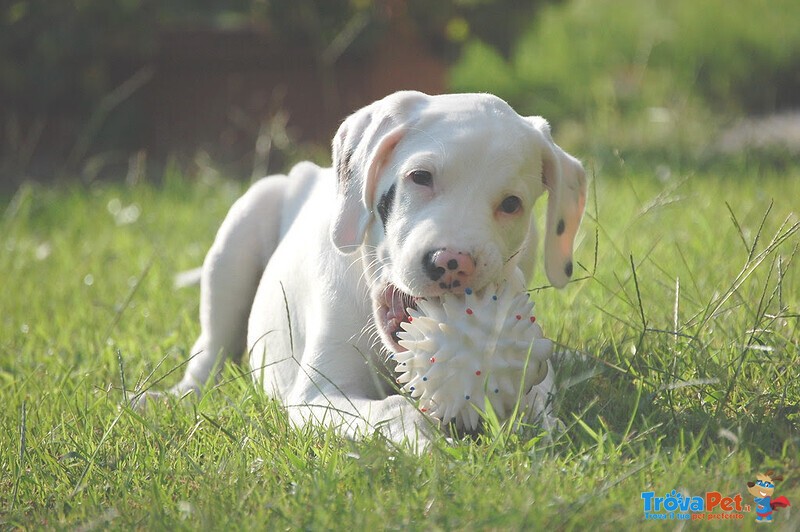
[1,156,798,529]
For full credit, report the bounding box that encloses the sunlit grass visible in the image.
[1,158,798,528]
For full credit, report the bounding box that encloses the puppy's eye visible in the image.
[499,195,523,214]
[408,170,433,187]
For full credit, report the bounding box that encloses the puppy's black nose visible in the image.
[423,250,446,281]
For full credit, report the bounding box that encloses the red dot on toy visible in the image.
[466,308,473,315]
[530,316,536,323]
[430,357,436,364]
[475,370,481,376]
[408,316,413,322]
[516,314,522,320]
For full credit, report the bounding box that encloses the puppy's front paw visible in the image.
[129,381,199,411]
[376,395,441,452]
[129,390,163,411]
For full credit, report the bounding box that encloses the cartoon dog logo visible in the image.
[747,471,790,523]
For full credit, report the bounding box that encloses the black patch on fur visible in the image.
[337,149,354,185]
[556,218,565,236]
[377,183,397,231]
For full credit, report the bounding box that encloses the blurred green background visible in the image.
[2,0,799,185]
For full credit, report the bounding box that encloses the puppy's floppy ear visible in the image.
[330,91,429,253]
[529,117,587,288]
[329,105,376,252]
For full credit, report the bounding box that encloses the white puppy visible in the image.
[160,91,586,448]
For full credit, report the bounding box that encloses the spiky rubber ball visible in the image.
[393,282,553,431]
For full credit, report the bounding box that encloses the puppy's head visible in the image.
[331,91,586,353]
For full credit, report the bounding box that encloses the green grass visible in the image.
[1,158,799,529]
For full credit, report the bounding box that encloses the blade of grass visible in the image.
[725,201,750,254]
[11,400,27,510]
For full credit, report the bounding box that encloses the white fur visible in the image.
[152,91,586,449]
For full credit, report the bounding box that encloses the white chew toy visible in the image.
[393,273,553,431]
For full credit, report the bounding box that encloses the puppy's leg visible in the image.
[172,176,289,396]
[284,343,437,450]
[286,390,437,451]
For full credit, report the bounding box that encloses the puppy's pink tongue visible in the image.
[386,318,403,344]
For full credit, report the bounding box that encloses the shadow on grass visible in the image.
[550,336,799,463]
